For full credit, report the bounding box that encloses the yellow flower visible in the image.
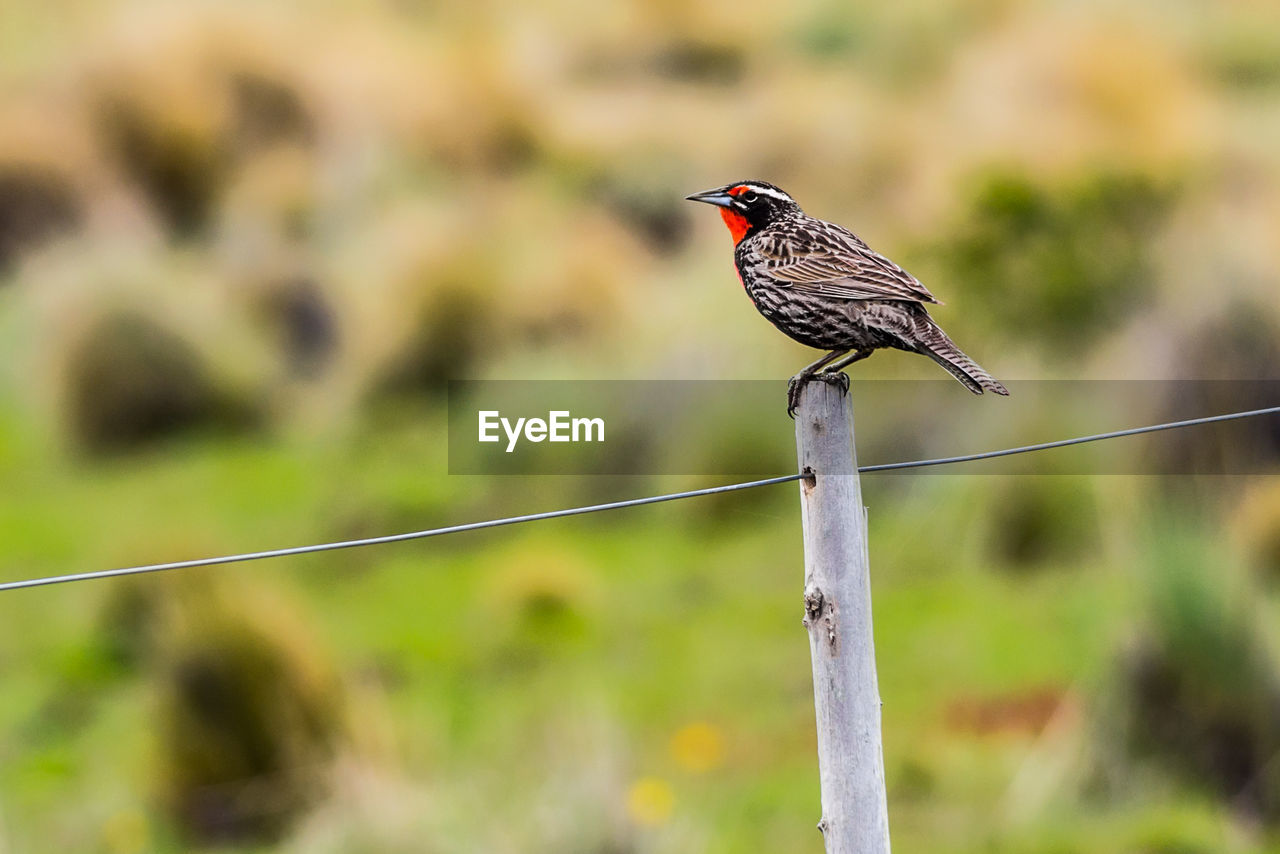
[627,776,674,826]
[670,721,725,774]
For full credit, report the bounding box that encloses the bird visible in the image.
[686,180,1008,416]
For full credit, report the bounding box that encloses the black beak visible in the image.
[685,187,735,208]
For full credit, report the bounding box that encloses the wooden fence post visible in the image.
[794,379,891,853]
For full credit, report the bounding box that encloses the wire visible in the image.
[0,475,804,592]
[860,404,1280,472]
[1,404,1276,593]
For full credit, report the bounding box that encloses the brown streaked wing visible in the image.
[757,224,941,304]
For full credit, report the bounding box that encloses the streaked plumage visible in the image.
[686,180,1008,414]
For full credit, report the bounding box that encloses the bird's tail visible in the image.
[912,315,1009,396]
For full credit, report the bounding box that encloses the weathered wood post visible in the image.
[794,379,891,853]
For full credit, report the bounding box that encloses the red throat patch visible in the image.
[719,208,751,244]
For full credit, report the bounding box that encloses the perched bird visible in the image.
[686,180,1008,415]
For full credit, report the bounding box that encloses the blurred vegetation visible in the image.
[0,0,1278,852]
[931,169,1175,355]
[0,162,82,273]
[1106,526,1280,824]
[984,476,1099,569]
[63,311,257,455]
[1235,482,1280,586]
[157,581,342,845]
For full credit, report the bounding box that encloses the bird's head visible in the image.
[685,180,801,244]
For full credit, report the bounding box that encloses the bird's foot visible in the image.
[788,371,849,417]
[786,374,809,419]
[816,369,850,394]
[787,370,850,418]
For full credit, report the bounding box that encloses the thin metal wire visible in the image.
[859,404,1280,472]
[0,475,804,592]
[2,404,1277,592]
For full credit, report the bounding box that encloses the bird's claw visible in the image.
[786,375,806,419]
[817,369,850,394]
[787,371,850,418]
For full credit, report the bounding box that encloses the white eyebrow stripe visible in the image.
[740,184,794,203]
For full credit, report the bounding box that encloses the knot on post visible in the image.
[803,584,838,651]
[803,584,824,627]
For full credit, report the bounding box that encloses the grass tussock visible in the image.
[61,310,258,455]
[154,578,344,845]
[1107,526,1280,824]
[0,162,82,273]
[931,168,1176,354]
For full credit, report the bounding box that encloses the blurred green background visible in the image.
[2,0,1280,851]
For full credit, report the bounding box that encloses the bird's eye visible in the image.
[741,191,759,203]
